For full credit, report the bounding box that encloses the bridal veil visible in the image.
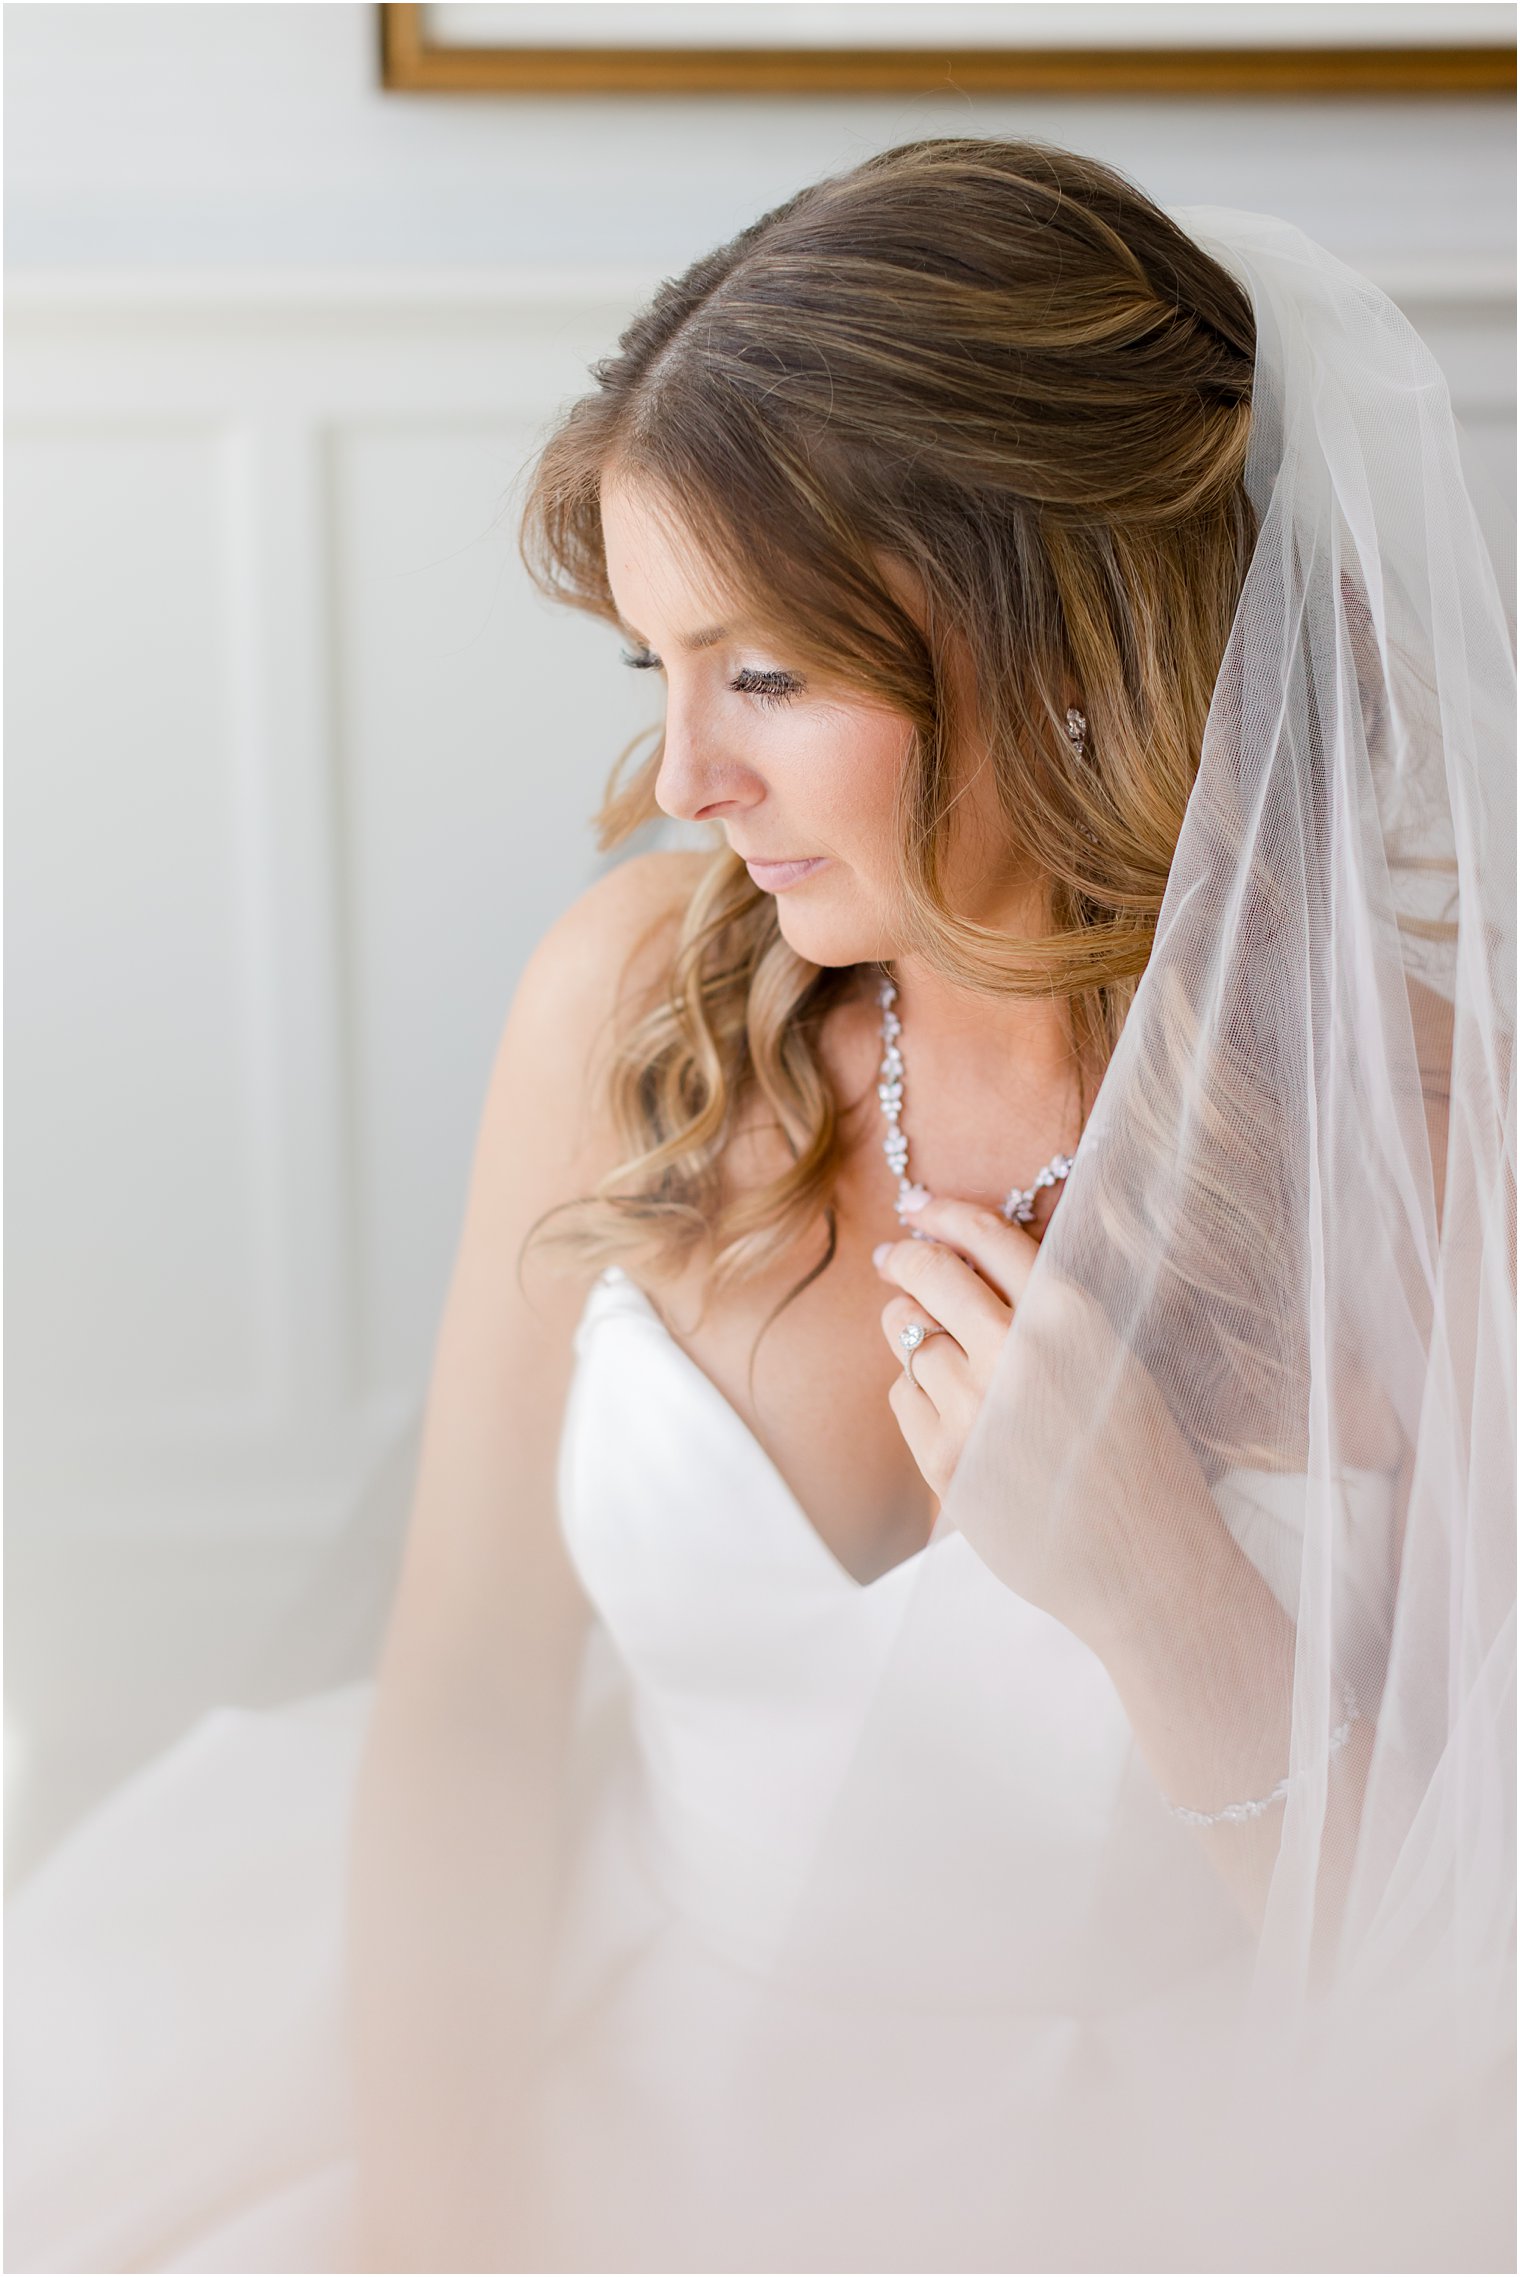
[685,208,1515,2270]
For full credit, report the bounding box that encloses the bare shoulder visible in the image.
[463,849,709,1291]
[509,847,700,1024]
[401,851,709,1642]
[506,848,707,1089]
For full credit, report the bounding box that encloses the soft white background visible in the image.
[5,0,1515,1878]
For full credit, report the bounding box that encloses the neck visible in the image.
[871,954,1091,1227]
[884,957,1083,1099]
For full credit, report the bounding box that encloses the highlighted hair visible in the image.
[517,138,1256,1300]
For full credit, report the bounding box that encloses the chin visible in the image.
[770,890,896,970]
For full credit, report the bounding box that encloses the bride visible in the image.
[7,139,1514,2275]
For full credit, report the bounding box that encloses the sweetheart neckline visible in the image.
[592,1268,953,1597]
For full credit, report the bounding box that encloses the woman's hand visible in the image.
[873,1192,1219,1651]
[873,1195,1039,1502]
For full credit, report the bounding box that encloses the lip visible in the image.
[742,855,830,892]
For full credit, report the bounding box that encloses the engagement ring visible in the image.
[898,1319,950,1389]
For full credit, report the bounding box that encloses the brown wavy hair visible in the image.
[516,137,1257,1309]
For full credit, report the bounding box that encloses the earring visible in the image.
[1066,707,1099,846]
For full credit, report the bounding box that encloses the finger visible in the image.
[897,1194,1039,1307]
[874,1233,1010,1364]
[879,1291,963,1354]
[879,1297,964,1389]
[887,1366,948,1488]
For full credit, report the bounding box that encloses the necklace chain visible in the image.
[876,975,1079,1230]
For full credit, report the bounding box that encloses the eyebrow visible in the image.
[620,621,732,653]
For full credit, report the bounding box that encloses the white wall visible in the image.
[7,3,1515,1553]
[6,4,1516,271]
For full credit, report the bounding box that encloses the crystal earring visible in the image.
[1066,707,1099,846]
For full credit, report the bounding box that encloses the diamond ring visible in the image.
[898,1319,951,1390]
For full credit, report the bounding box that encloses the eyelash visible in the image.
[619,647,802,711]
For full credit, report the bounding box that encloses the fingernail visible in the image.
[872,1242,892,1269]
[900,1185,930,1213]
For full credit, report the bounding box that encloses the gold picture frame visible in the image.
[378,4,1515,98]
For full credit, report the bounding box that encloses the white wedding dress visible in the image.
[6,1266,1391,2274]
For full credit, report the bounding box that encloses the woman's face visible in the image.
[598,469,1018,969]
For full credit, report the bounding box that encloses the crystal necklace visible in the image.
[876,974,1079,1229]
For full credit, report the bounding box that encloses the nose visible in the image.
[654,703,764,826]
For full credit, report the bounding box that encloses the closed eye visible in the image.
[619,647,802,710]
[731,668,802,710]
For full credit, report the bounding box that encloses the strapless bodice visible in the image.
[554,1268,1243,1995]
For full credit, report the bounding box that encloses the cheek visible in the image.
[777,704,911,860]
[762,706,913,966]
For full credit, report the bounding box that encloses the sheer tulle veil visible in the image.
[677,207,1515,2270]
